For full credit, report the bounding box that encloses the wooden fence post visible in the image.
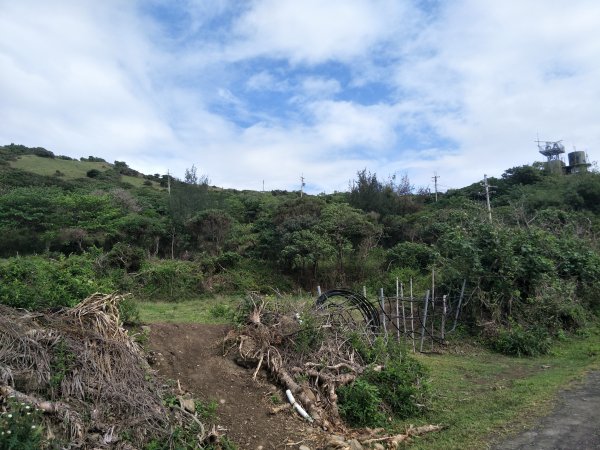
[380,288,387,338]
[420,290,430,352]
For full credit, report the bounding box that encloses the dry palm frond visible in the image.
[0,293,209,448]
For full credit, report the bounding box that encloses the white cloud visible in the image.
[2,0,600,194]
[383,0,600,188]
[226,0,416,64]
[308,100,398,150]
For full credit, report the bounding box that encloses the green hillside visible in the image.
[5,149,161,188]
[1,142,600,448]
[10,154,111,178]
[1,142,600,357]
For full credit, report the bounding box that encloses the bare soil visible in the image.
[148,323,321,449]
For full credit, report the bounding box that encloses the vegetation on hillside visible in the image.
[1,144,599,356]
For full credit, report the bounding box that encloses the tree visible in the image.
[186,209,233,255]
[320,203,381,279]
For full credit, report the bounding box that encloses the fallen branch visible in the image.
[361,424,445,446]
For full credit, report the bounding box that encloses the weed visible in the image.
[269,393,282,405]
[209,303,234,322]
[119,296,140,325]
[0,398,44,450]
[49,340,75,395]
[292,313,324,355]
[491,322,552,357]
[338,378,386,427]
[195,399,218,421]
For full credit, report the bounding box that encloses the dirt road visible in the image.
[494,370,600,450]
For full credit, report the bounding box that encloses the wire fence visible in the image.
[316,278,467,353]
[376,279,466,352]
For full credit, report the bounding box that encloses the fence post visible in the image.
[363,285,367,297]
[441,294,447,342]
[317,285,322,296]
[379,288,387,338]
[451,279,467,332]
[420,290,430,352]
[410,278,415,352]
[395,278,400,342]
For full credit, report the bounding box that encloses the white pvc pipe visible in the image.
[285,389,313,423]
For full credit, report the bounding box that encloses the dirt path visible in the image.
[148,323,320,448]
[494,370,600,450]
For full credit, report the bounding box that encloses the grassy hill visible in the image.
[9,154,161,188]
[10,154,111,178]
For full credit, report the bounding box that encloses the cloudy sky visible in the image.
[1,1,599,193]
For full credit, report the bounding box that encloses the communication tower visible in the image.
[535,139,591,174]
[536,139,565,174]
[536,139,565,161]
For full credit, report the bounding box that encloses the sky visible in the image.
[1,1,600,193]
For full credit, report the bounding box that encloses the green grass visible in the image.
[395,326,600,449]
[121,174,161,188]
[10,155,161,188]
[136,296,243,324]
[10,155,110,178]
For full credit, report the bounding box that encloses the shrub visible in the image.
[362,357,429,419]
[491,322,552,357]
[0,398,44,449]
[105,243,145,272]
[86,169,101,178]
[338,338,429,426]
[338,378,386,427]
[118,297,141,325]
[137,259,203,301]
[0,253,114,310]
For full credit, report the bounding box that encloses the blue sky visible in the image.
[1,1,599,193]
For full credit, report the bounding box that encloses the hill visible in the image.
[1,143,600,357]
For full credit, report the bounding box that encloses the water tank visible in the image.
[568,151,587,166]
[547,159,565,175]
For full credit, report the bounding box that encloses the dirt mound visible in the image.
[148,323,321,448]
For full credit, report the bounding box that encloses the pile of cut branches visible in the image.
[226,295,378,430]
[0,293,215,448]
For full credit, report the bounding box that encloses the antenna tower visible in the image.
[536,139,565,162]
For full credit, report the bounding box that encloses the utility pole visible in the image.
[432,172,440,202]
[482,174,492,223]
[167,170,171,196]
[300,174,305,198]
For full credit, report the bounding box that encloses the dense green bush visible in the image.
[0,253,114,309]
[338,378,386,427]
[137,259,203,301]
[338,338,429,426]
[491,322,552,357]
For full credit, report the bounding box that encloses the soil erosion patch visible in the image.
[148,323,318,448]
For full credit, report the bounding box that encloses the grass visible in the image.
[136,296,243,324]
[11,155,110,178]
[10,155,161,188]
[395,326,600,449]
